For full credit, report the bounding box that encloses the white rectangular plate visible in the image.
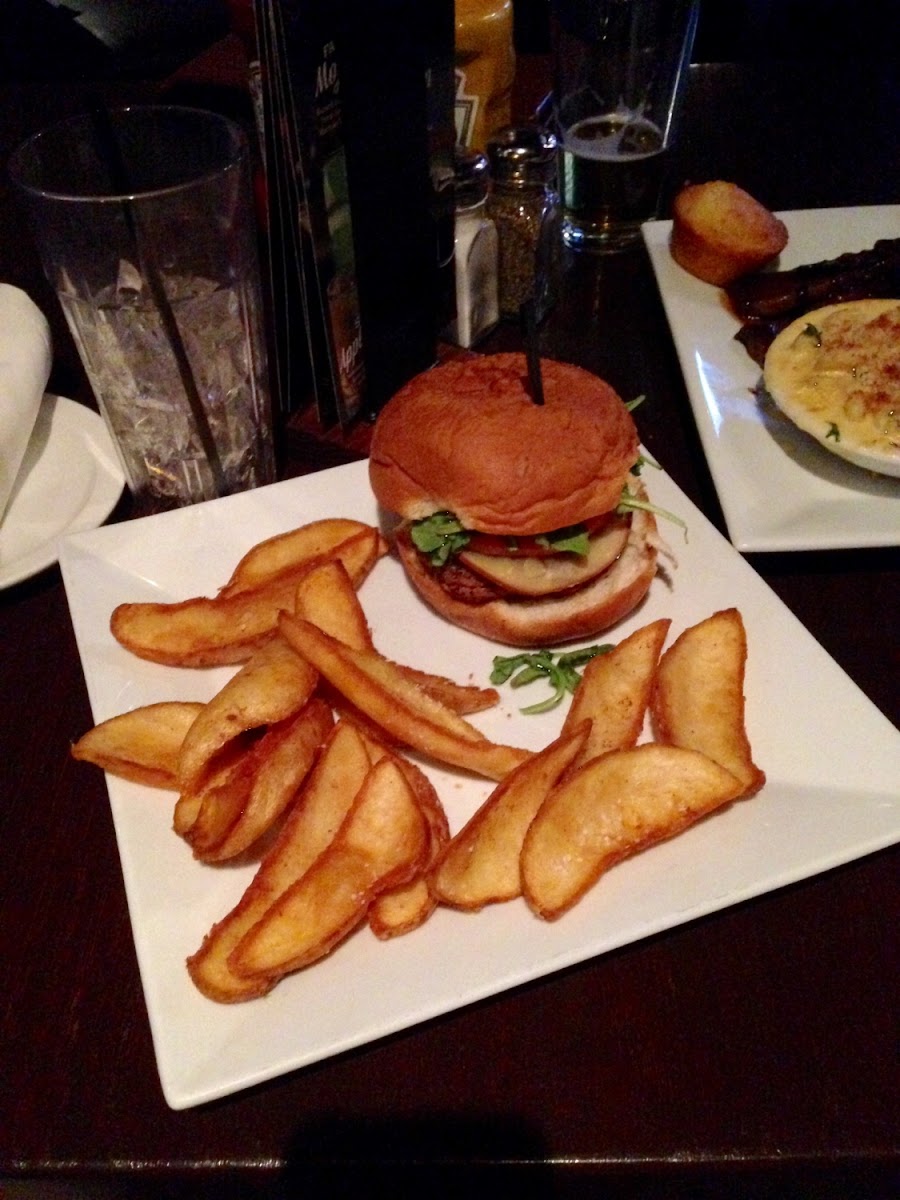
[642,205,900,551]
[59,460,900,1109]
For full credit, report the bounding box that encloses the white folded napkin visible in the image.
[0,284,52,522]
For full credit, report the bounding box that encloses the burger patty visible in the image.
[430,555,507,605]
[395,528,504,604]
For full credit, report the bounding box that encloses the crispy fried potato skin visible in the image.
[521,745,744,920]
[650,608,765,797]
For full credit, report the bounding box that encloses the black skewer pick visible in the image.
[520,296,545,406]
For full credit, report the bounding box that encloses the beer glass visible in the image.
[551,0,699,252]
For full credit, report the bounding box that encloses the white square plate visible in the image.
[59,460,900,1109]
[642,205,900,551]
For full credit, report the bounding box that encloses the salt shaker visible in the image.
[485,125,561,322]
[444,149,499,349]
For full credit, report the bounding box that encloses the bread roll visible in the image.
[670,181,788,285]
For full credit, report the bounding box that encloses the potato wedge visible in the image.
[368,750,450,939]
[202,698,334,862]
[324,667,499,725]
[429,723,589,910]
[71,701,203,788]
[367,876,434,941]
[173,788,203,837]
[395,665,499,717]
[182,698,332,858]
[650,608,765,797]
[177,636,318,793]
[187,719,373,1001]
[182,751,259,859]
[110,526,386,668]
[521,744,744,920]
[294,559,498,717]
[110,563,321,668]
[562,619,670,768]
[277,613,529,780]
[221,518,383,596]
[229,757,428,980]
[279,616,487,746]
[294,558,374,650]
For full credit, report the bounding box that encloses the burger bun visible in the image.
[369,353,639,537]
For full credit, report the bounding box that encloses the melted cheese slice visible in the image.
[763,298,900,477]
[459,515,630,597]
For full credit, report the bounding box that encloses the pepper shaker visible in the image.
[485,125,561,321]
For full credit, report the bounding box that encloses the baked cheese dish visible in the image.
[763,298,900,477]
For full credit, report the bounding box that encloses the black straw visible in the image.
[520,296,545,406]
[88,101,227,498]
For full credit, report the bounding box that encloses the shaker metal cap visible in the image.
[453,147,491,207]
[486,124,558,185]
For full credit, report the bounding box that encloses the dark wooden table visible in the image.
[2,59,898,1198]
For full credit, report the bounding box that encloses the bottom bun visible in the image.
[395,508,660,647]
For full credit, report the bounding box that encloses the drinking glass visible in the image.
[10,105,275,508]
[551,0,699,252]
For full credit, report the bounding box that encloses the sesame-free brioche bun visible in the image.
[369,353,639,537]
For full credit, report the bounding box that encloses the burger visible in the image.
[368,353,665,647]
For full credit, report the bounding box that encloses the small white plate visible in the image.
[642,205,900,552]
[59,461,900,1110]
[0,394,124,588]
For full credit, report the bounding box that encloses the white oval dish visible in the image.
[763,298,900,478]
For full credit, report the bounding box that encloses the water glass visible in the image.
[9,105,274,508]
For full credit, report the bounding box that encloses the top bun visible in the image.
[671,180,788,285]
[369,353,639,536]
